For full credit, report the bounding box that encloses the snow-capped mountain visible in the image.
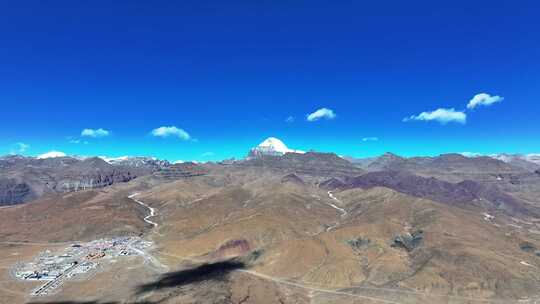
[522,154,540,165]
[458,152,540,167]
[490,153,540,166]
[99,156,170,170]
[37,151,67,159]
[247,137,304,159]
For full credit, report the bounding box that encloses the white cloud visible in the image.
[404,108,466,124]
[306,108,336,122]
[15,142,30,153]
[37,151,67,159]
[362,137,379,142]
[81,128,110,138]
[467,93,503,109]
[8,142,30,155]
[201,152,214,157]
[151,126,191,140]
[285,116,295,123]
[69,139,85,144]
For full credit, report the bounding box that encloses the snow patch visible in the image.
[490,153,540,165]
[37,151,67,159]
[483,213,494,221]
[520,261,536,268]
[99,156,129,163]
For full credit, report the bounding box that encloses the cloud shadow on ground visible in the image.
[136,258,245,295]
[27,259,246,304]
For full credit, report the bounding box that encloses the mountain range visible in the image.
[3,138,540,206]
[0,155,168,205]
[2,137,540,303]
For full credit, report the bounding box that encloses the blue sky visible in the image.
[1,1,539,161]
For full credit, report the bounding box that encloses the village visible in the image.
[11,237,153,297]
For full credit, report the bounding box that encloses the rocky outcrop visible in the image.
[318,177,346,189]
[54,171,135,192]
[281,173,305,185]
[0,178,35,205]
[519,241,540,258]
[519,241,536,253]
[346,237,371,250]
[392,230,424,252]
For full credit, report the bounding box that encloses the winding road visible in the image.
[158,249,518,304]
[129,192,518,304]
[323,191,347,231]
[155,250,401,304]
[128,193,159,228]
[326,191,347,217]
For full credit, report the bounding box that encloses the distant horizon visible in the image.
[2,135,540,164]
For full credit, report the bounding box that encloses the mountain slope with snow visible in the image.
[247,137,304,159]
[99,156,170,170]
[490,153,540,170]
[37,151,67,159]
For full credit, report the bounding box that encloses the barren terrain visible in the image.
[2,156,540,303]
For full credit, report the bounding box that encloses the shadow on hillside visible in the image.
[136,258,246,295]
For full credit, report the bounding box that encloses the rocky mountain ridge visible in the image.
[0,155,169,205]
[490,153,540,170]
[348,152,539,173]
[99,156,170,172]
[322,170,538,217]
[241,151,364,177]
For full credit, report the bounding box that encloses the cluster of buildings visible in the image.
[12,236,152,296]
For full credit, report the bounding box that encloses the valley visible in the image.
[2,139,540,303]
[128,193,159,228]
